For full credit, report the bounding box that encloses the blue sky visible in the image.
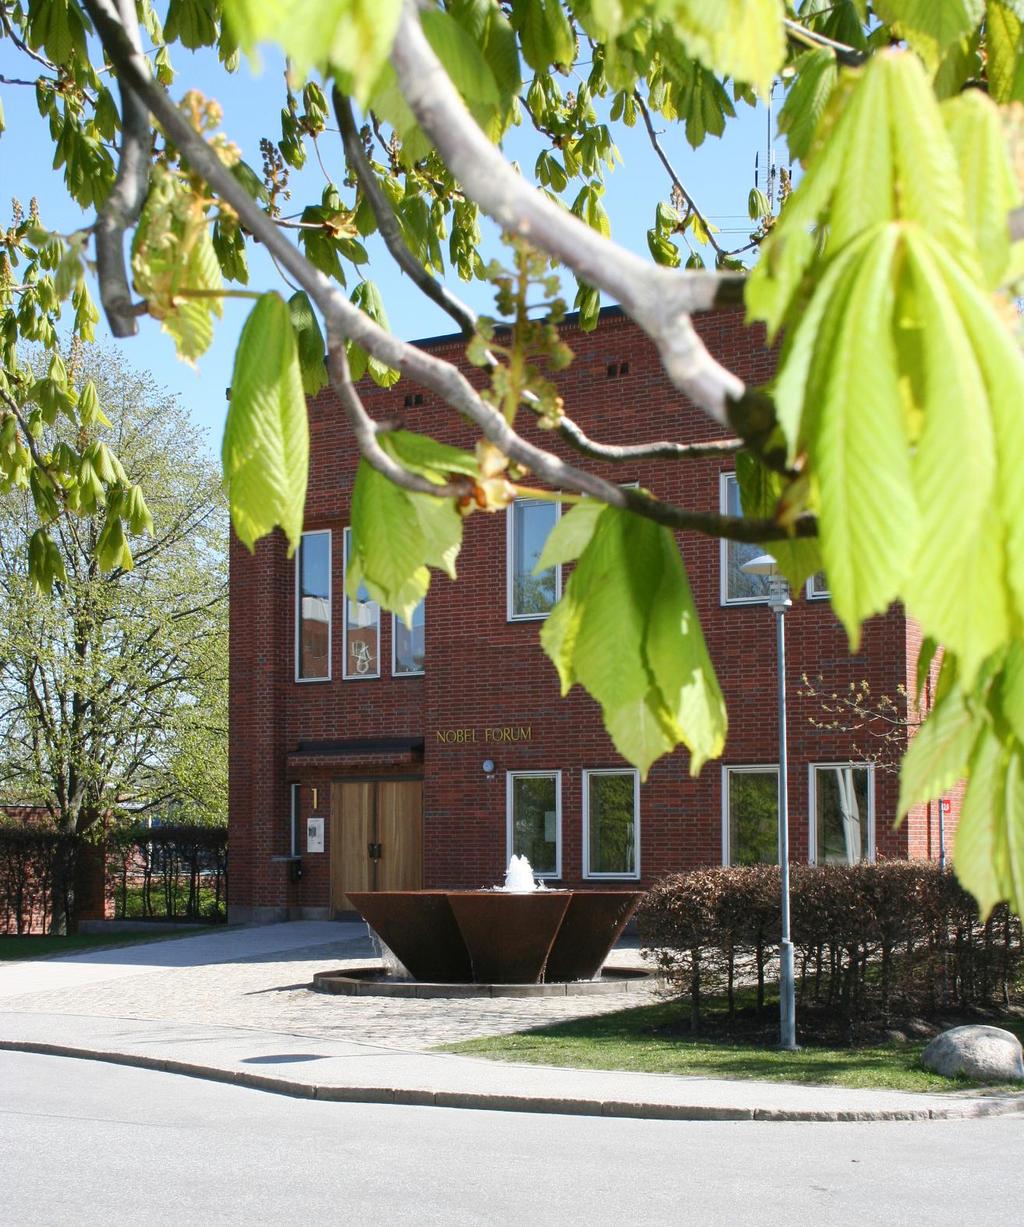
[0,36,776,455]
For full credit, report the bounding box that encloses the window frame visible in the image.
[506,769,562,879]
[806,572,831,601]
[294,528,332,683]
[719,472,772,607]
[582,768,641,880]
[342,526,381,681]
[721,764,780,866]
[391,603,425,678]
[506,498,562,622]
[808,761,875,865]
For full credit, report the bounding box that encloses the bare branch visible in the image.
[556,417,742,463]
[634,92,745,262]
[0,388,47,470]
[0,72,43,87]
[0,9,57,74]
[783,17,865,67]
[332,88,479,338]
[390,0,748,428]
[324,329,472,501]
[92,0,150,337]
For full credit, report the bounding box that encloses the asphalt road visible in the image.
[2,1052,1020,1226]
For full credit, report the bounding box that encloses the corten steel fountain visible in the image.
[312,857,647,998]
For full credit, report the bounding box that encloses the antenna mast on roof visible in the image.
[754,81,778,208]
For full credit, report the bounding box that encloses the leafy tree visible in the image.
[1,1,1023,916]
[0,344,227,834]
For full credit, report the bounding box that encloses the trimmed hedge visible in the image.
[105,824,228,923]
[637,863,1023,1030]
[0,826,78,934]
[0,822,228,932]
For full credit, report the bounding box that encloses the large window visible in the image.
[507,771,561,877]
[343,527,380,679]
[583,769,639,878]
[723,766,779,865]
[296,530,331,681]
[392,602,425,676]
[719,472,771,605]
[507,499,560,619]
[811,764,874,864]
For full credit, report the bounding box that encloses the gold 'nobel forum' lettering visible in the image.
[435,728,476,744]
[434,726,532,745]
[485,726,532,743]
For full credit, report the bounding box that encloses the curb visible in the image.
[3,1039,1023,1123]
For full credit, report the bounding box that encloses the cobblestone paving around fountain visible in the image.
[0,932,663,1051]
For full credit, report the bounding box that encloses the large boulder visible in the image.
[921,1025,1024,1083]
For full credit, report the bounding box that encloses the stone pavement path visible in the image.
[0,922,661,1050]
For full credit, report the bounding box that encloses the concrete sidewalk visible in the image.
[1,922,1022,1123]
[0,921,362,998]
[1,1010,1022,1123]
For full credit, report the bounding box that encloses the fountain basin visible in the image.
[347,889,641,985]
[312,964,655,997]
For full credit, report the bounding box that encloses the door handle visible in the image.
[367,842,382,860]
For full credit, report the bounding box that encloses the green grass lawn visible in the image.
[0,927,223,962]
[438,1000,1024,1093]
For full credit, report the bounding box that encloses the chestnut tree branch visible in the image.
[92,0,151,337]
[82,0,814,546]
[556,418,743,462]
[637,92,755,261]
[324,326,473,501]
[390,0,748,427]
[334,88,479,339]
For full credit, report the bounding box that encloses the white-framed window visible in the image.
[343,527,380,679]
[719,472,771,606]
[295,529,331,681]
[809,763,874,864]
[806,571,830,600]
[583,769,640,879]
[722,765,779,866]
[507,770,561,878]
[392,602,425,676]
[507,499,561,620]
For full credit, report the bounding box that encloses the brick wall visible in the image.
[228,307,942,919]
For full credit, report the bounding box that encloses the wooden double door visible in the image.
[330,779,423,913]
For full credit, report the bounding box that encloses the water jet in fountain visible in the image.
[500,854,544,892]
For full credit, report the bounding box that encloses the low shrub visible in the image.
[637,862,1023,1032]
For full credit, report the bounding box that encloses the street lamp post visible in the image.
[741,552,798,1051]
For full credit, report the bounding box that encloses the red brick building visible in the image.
[228,307,952,923]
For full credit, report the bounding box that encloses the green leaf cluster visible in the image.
[748,54,1024,678]
[899,645,1024,920]
[346,432,472,624]
[539,503,726,778]
[222,293,309,553]
[131,167,224,364]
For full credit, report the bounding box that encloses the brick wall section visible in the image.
[229,307,946,918]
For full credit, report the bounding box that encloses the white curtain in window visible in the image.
[834,767,861,864]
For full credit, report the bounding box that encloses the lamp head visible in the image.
[740,552,791,612]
